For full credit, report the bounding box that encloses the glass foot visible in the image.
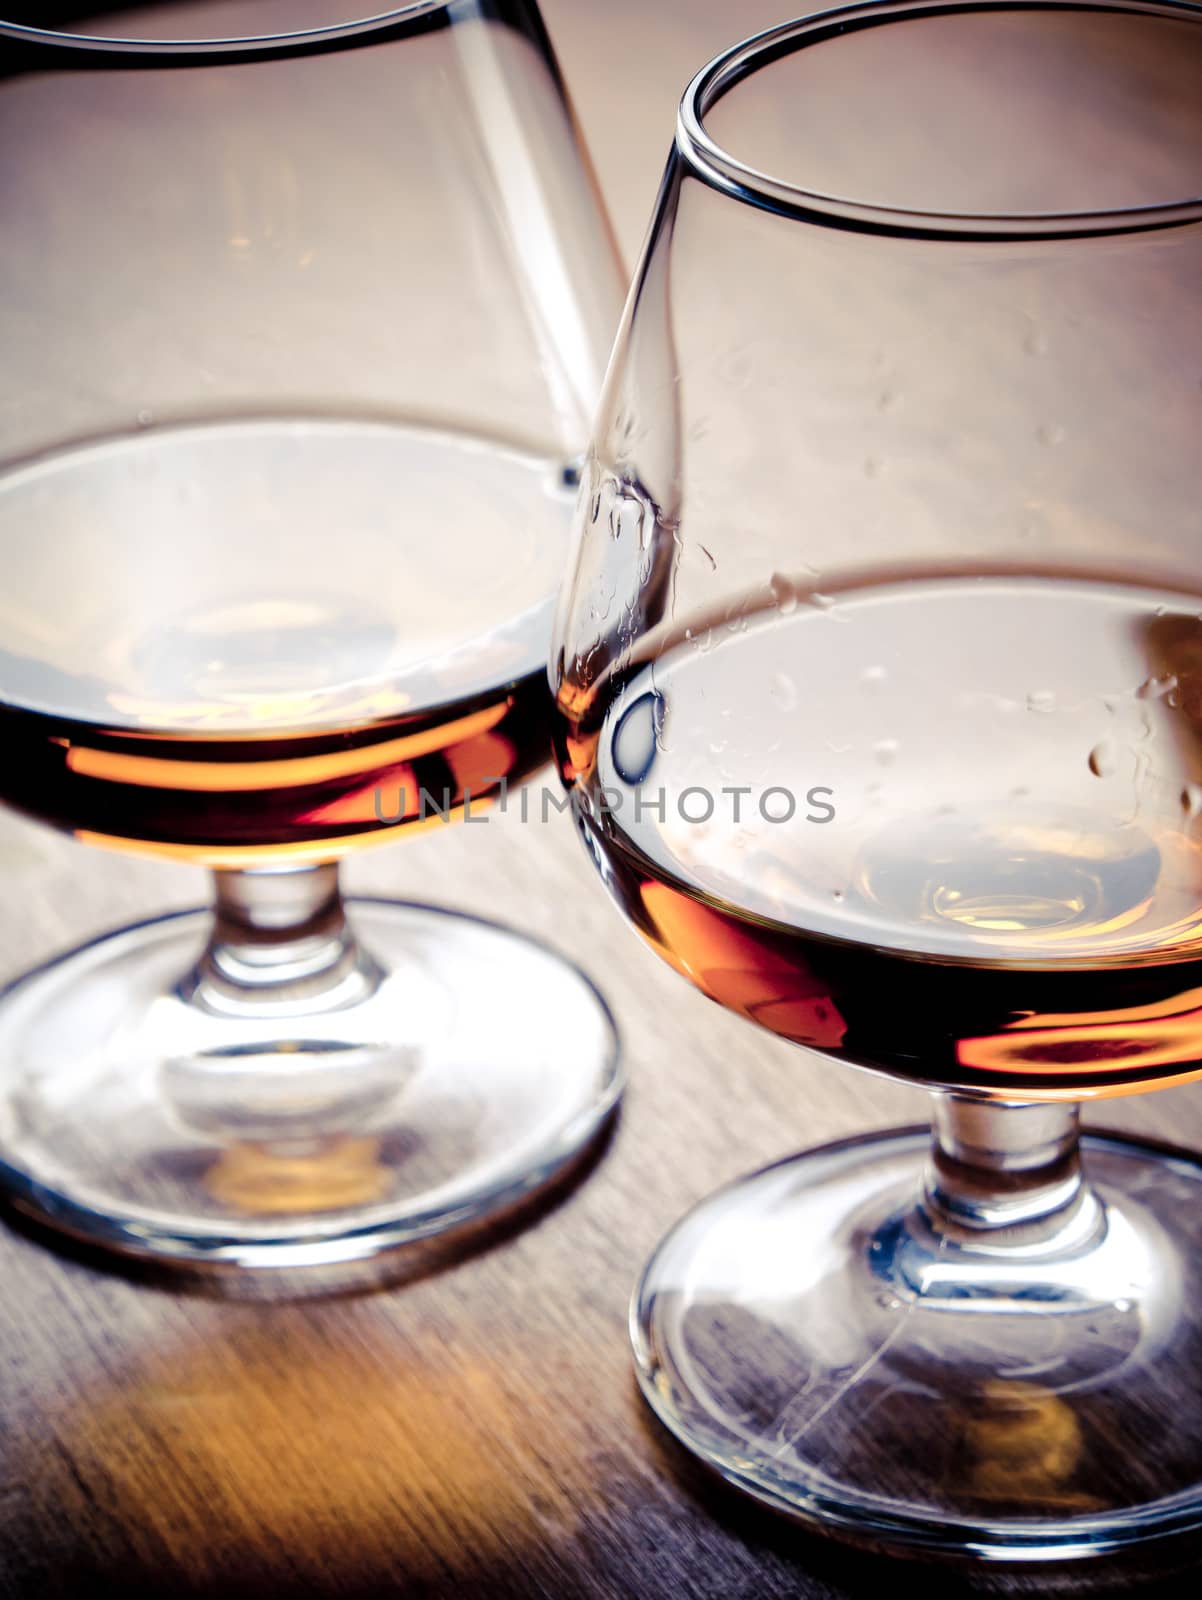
[0,899,620,1266]
[633,1127,1202,1559]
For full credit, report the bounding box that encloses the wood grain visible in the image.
[2,3,1201,1596]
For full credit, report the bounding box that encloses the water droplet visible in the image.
[136,408,153,427]
[873,738,899,766]
[1136,673,1178,701]
[863,456,881,478]
[876,387,898,411]
[1027,690,1055,714]
[831,888,845,902]
[1010,785,1030,799]
[611,692,664,785]
[1088,742,1118,778]
[771,671,798,712]
[708,739,727,756]
[717,349,752,389]
[1023,327,1048,356]
[769,572,797,614]
[1036,422,1066,446]
[1114,1298,1133,1314]
[810,592,836,611]
[860,665,886,688]
[1182,784,1202,820]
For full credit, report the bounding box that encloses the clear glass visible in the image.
[0,0,625,1265]
[552,0,1202,1558]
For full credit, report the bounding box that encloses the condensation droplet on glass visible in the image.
[1010,785,1030,799]
[1036,422,1066,447]
[863,456,881,478]
[716,349,752,390]
[860,665,886,689]
[1027,689,1056,714]
[1088,742,1118,778]
[876,387,898,411]
[873,738,899,766]
[1136,673,1178,701]
[1182,784,1202,821]
[831,888,845,902]
[810,592,836,612]
[611,691,664,786]
[769,572,797,615]
[1023,327,1048,356]
[771,671,798,712]
[136,409,153,427]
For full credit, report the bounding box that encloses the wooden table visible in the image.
[3,3,1201,1595]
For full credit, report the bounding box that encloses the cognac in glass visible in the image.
[0,0,624,1265]
[554,0,1202,1557]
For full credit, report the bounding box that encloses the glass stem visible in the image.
[874,1095,1110,1303]
[181,864,383,1016]
[925,1093,1087,1234]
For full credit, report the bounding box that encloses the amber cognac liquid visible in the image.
[0,419,570,864]
[561,573,1202,1097]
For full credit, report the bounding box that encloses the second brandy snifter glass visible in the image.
[0,1,624,1266]
[553,0,1202,1560]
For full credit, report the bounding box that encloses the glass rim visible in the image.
[0,3,447,54]
[677,0,1202,240]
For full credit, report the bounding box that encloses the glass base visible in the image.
[0,900,620,1267]
[632,1127,1202,1560]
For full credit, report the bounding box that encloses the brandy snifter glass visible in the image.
[0,1,624,1266]
[552,0,1202,1558]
